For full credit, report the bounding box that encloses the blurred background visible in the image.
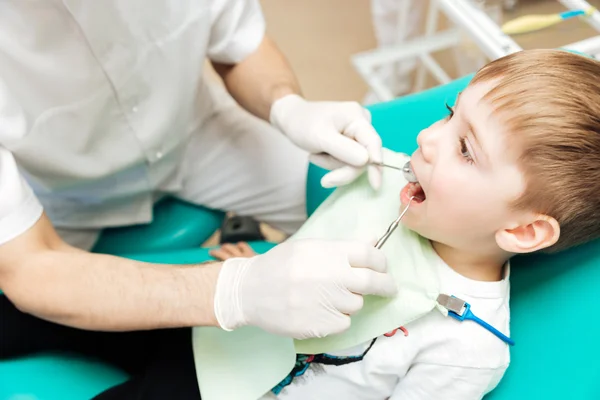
[260,0,600,101]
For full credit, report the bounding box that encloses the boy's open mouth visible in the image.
[406,182,426,203]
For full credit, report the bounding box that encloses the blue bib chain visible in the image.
[437,294,515,346]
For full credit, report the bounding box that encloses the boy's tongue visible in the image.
[407,182,426,203]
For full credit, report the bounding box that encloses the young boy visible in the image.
[210,48,600,399]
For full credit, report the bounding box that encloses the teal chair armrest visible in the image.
[92,197,225,255]
[0,353,129,400]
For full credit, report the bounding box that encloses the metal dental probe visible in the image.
[375,196,414,249]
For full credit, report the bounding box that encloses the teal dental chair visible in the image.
[91,197,226,255]
[2,75,599,400]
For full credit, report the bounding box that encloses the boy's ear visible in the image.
[496,215,560,254]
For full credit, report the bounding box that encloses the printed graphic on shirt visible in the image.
[272,327,409,395]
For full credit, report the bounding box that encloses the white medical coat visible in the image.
[0,0,265,245]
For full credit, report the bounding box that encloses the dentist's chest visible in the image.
[0,0,211,188]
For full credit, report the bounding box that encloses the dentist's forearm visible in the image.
[4,251,222,331]
[0,215,222,331]
[211,35,301,121]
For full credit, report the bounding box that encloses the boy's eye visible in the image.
[444,101,474,164]
[445,103,454,120]
[459,137,474,164]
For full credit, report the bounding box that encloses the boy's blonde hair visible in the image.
[471,49,600,252]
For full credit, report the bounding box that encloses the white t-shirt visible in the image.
[0,0,265,244]
[262,258,511,400]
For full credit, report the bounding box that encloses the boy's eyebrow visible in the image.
[454,91,488,163]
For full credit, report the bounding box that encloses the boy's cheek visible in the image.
[427,194,491,229]
[427,179,456,205]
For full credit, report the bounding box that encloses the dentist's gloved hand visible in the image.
[270,94,383,190]
[213,239,397,339]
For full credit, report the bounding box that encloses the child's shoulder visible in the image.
[415,259,512,369]
[411,293,511,370]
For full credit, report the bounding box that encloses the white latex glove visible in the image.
[213,239,397,339]
[270,94,383,190]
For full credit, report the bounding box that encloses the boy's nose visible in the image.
[417,128,436,164]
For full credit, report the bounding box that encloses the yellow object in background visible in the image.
[502,7,596,35]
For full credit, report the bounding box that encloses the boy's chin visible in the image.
[401,218,438,243]
[400,217,424,235]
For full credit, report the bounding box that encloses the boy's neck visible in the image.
[431,241,508,282]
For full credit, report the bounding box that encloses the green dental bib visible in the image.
[192,150,442,400]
